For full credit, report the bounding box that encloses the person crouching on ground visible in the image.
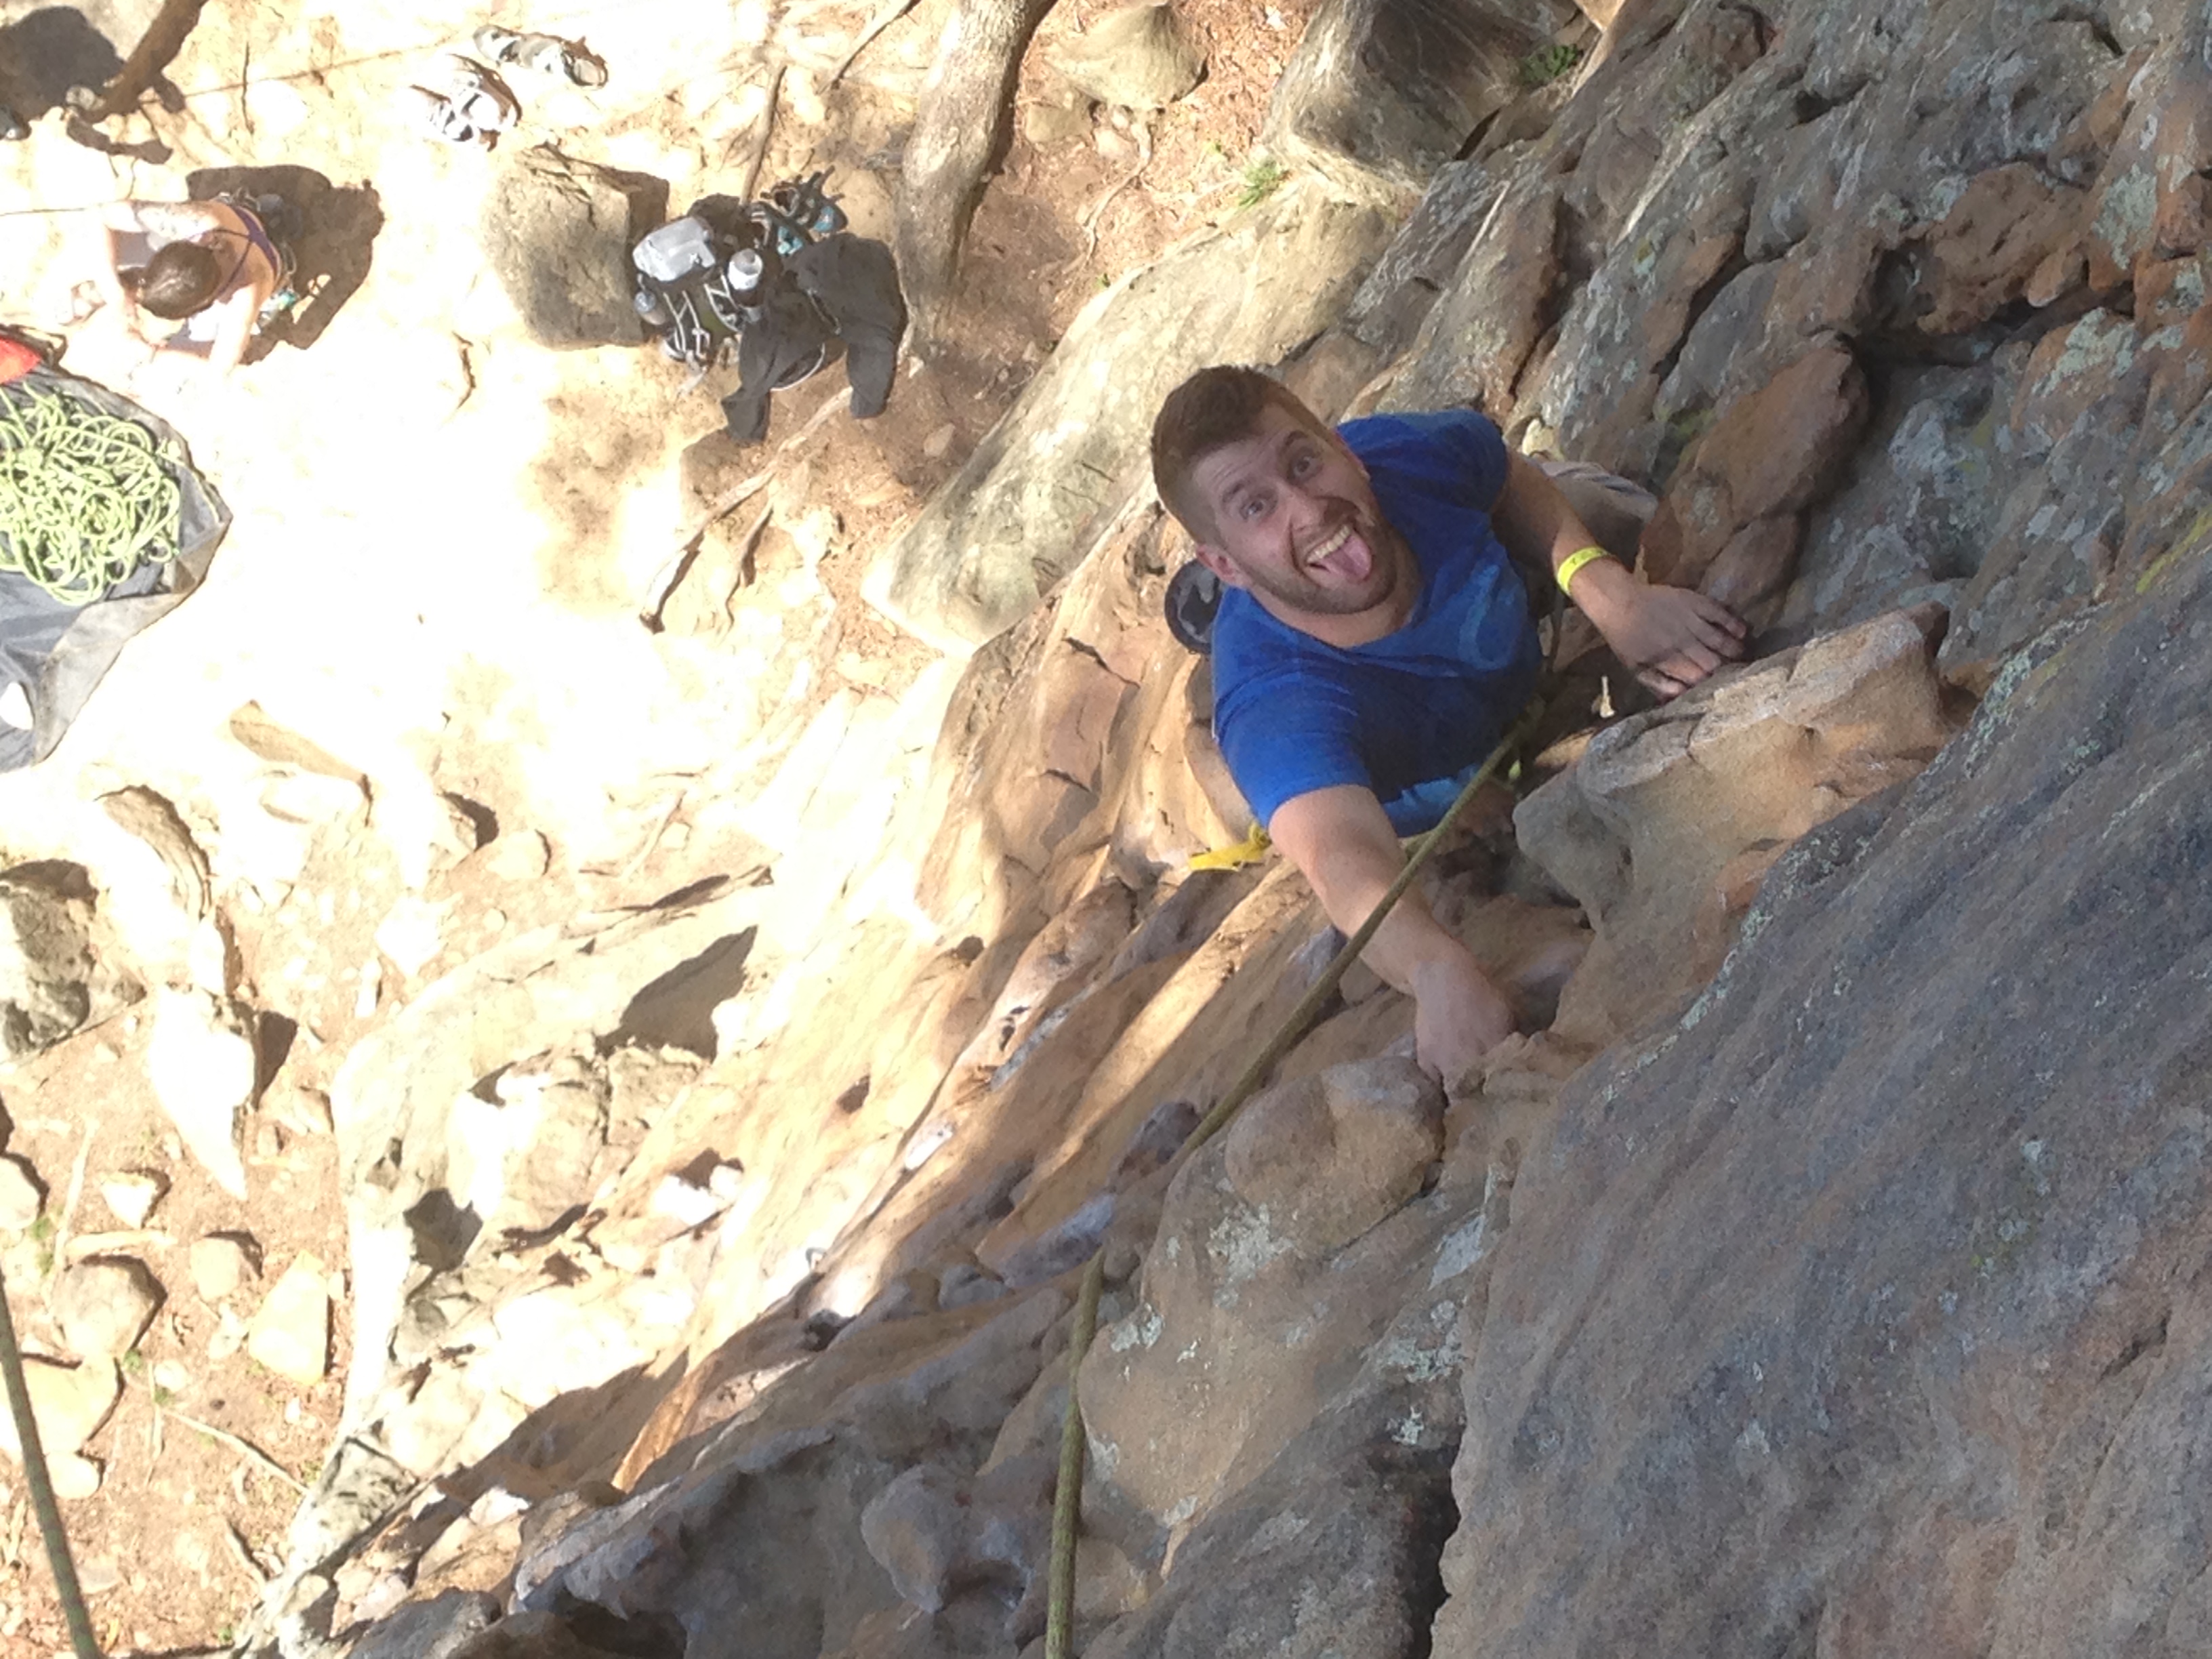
[1149,365,1748,1084]
[92,198,290,379]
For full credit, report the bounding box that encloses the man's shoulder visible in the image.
[1337,407,1500,460]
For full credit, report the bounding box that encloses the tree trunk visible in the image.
[85,0,207,121]
[896,0,1059,353]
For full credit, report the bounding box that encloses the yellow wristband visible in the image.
[1555,544,1614,597]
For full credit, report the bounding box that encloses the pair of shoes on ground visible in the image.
[471,25,608,87]
[403,56,522,146]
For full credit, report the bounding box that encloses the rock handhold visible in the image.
[481,146,669,348]
[1046,4,1204,110]
[146,987,258,1199]
[1516,605,1957,1050]
[249,1254,331,1387]
[53,1257,163,1360]
[0,863,139,1059]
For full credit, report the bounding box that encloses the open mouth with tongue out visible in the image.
[1300,520,1374,584]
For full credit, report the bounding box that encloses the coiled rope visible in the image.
[1043,708,1538,1658]
[0,380,184,607]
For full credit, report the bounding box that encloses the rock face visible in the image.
[0,863,137,1057]
[865,182,1393,651]
[1436,546,2212,1654]
[1264,0,1584,193]
[1515,604,1960,1050]
[480,146,668,349]
[1080,1058,1448,1532]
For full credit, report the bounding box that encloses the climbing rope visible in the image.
[1042,707,1539,1658]
[0,1256,102,1659]
[0,379,184,607]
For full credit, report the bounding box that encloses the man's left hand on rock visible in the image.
[1568,553,1748,699]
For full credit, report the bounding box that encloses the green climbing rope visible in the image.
[1042,705,1544,1658]
[0,378,184,607]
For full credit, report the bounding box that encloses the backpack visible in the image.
[631,173,850,369]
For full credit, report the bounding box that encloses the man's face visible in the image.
[1187,402,1409,625]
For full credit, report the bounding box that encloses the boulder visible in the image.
[480,146,668,349]
[348,1589,499,1659]
[1045,4,1204,110]
[1515,605,1958,1051]
[97,1170,165,1229]
[1263,0,1583,194]
[145,987,258,1199]
[0,863,137,1057]
[1078,1057,1446,1532]
[865,181,1393,651]
[249,1254,331,1387]
[0,1357,119,1462]
[1435,521,2212,1659]
[190,1232,260,1302]
[53,1257,162,1361]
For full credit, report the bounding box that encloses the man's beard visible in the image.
[1242,520,1404,617]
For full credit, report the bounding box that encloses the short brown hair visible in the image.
[1151,365,1320,537]
[121,241,224,320]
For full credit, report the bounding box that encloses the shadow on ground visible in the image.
[0,7,121,121]
[186,164,385,355]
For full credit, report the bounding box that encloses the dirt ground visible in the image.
[0,0,1317,1651]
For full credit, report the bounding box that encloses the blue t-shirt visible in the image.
[1211,409,1540,835]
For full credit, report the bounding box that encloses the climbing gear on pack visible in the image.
[632,174,846,371]
[405,58,520,144]
[1555,543,1614,596]
[1189,821,1270,871]
[1042,701,1545,1658]
[0,378,182,605]
[472,24,609,86]
[1165,558,1222,654]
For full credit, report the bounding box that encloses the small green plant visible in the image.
[28,1211,54,1275]
[1519,42,1584,87]
[121,1347,146,1378]
[1236,157,1288,209]
[152,1382,178,1409]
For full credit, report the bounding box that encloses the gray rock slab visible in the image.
[348,1589,499,1659]
[1436,544,2212,1654]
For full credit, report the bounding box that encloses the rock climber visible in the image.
[90,195,296,377]
[1149,365,1748,1084]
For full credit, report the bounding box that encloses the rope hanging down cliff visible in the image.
[0,379,184,606]
[1043,705,1540,1659]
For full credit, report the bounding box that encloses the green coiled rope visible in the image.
[0,378,184,607]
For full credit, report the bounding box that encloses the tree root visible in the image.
[894,0,1059,353]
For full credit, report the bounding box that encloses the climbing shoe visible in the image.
[471,24,609,87]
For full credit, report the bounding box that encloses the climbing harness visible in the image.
[0,379,183,605]
[0,1257,102,1659]
[1042,705,1541,1658]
